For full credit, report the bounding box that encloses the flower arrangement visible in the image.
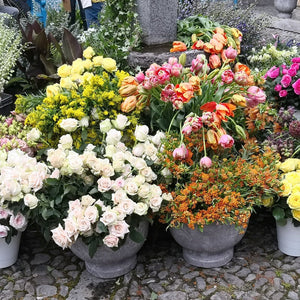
[157,133,281,231]
[0,149,49,243]
[33,115,168,256]
[14,47,141,149]
[263,56,300,110]
[271,158,300,225]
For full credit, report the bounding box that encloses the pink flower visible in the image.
[221,70,234,84]
[168,57,178,65]
[224,46,237,60]
[142,78,152,90]
[155,67,171,84]
[291,57,300,63]
[218,134,234,148]
[0,225,9,238]
[171,63,183,77]
[103,234,119,248]
[290,63,299,72]
[274,84,282,92]
[135,72,145,83]
[200,156,212,168]
[9,212,27,232]
[292,78,300,95]
[282,69,288,75]
[246,86,266,107]
[266,66,280,79]
[161,84,176,102]
[281,74,292,88]
[172,144,189,160]
[5,117,13,126]
[0,208,10,219]
[279,89,288,97]
[182,125,193,135]
[288,68,297,77]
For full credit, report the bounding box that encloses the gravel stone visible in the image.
[281,273,296,286]
[158,291,187,300]
[183,271,199,280]
[195,277,206,291]
[31,253,51,265]
[36,285,57,297]
[288,291,299,300]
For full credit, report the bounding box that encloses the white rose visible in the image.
[28,171,44,192]
[144,141,158,158]
[0,208,10,219]
[97,177,113,193]
[112,177,125,191]
[151,131,165,145]
[101,163,115,177]
[3,180,22,199]
[68,207,84,219]
[85,144,96,152]
[59,134,73,149]
[105,145,117,158]
[117,198,136,215]
[134,125,149,142]
[9,213,28,231]
[116,142,127,152]
[103,234,119,247]
[150,185,162,197]
[108,220,130,239]
[0,149,7,162]
[68,199,81,211]
[122,164,132,177]
[112,189,127,205]
[138,183,151,198]
[67,151,84,175]
[81,195,96,206]
[77,216,91,232]
[100,119,112,133]
[113,160,125,172]
[100,209,118,226]
[106,129,122,145]
[134,175,145,186]
[134,202,149,216]
[124,180,139,196]
[26,128,41,142]
[124,151,134,164]
[47,148,66,168]
[111,114,130,130]
[140,167,157,182]
[161,167,172,178]
[133,158,147,170]
[132,143,145,157]
[112,151,126,162]
[64,218,78,238]
[149,196,163,212]
[51,224,72,249]
[79,116,89,127]
[50,168,60,179]
[84,206,99,223]
[0,225,9,238]
[24,194,39,209]
[59,118,79,132]
[162,193,173,201]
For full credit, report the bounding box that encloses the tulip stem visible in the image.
[202,126,207,156]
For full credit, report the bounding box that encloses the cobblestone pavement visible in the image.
[1,211,300,300]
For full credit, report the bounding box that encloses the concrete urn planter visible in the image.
[170,223,247,268]
[70,221,149,278]
[0,232,22,268]
[274,0,298,18]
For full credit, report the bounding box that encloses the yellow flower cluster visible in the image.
[17,47,140,148]
[279,158,300,221]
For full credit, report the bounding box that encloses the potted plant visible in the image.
[33,115,168,278]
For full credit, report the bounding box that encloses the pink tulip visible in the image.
[221,70,234,84]
[218,134,234,148]
[246,86,266,107]
[224,46,237,60]
[5,117,13,126]
[172,144,189,160]
[168,57,178,65]
[200,156,212,168]
[288,67,297,77]
[135,72,145,83]
[182,125,193,135]
[291,57,300,63]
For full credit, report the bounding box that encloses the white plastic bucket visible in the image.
[276,218,300,256]
[0,232,22,268]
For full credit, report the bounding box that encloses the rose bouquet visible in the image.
[33,114,168,257]
[271,158,300,226]
[14,47,141,149]
[263,56,300,110]
[0,149,49,243]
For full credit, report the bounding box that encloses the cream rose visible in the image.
[9,213,27,231]
[103,234,119,247]
[111,114,130,130]
[26,128,41,142]
[118,198,136,215]
[47,148,66,168]
[134,202,149,216]
[64,218,78,238]
[100,119,112,134]
[24,194,39,209]
[83,46,95,59]
[108,220,129,239]
[59,118,79,132]
[84,206,99,223]
[138,183,151,198]
[134,125,149,142]
[57,64,72,78]
[124,180,139,196]
[112,189,127,205]
[51,224,72,249]
[0,225,9,238]
[97,177,113,193]
[59,134,73,150]
[106,129,122,145]
[132,143,145,157]
[100,210,118,226]
[149,196,163,212]
[77,216,92,232]
[102,58,117,72]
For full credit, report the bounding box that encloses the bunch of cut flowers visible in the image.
[0,148,50,244]
[33,114,169,257]
[14,47,141,149]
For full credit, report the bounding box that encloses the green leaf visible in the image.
[46,178,59,186]
[88,239,99,258]
[97,221,107,233]
[62,29,83,65]
[272,207,286,222]
[129,229,145,244]
[89,187,98,195]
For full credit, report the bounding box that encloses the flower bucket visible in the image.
[0,232,22,268]
[276,219,300,256]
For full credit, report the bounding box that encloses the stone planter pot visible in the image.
[276,218,300,256]
[274,0,297,18]
[71,221,149,278]
[170,223,247,268]
[0,93,14,116]
[0,232,22,268]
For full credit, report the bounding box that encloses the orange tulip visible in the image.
[203,42,214,54]
[214,27,225,35]
[189,76,202,94]
[174,82,194,103]
[209,54,221,69]
[234,63,251,76]
[170,41,187,53]
[210,38,224,53]
[120,96,137,113]
[191,40,205,50]
[213,33,227,46]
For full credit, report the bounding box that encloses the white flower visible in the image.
[28,171,45,192]
[24,194,39,209]
[134,175,146,186]
[26,128,41,142]
[140,167,157,181]
[112,189,127,205]
[9,212,27,231]
[112,159,125,172]
[149,196,163,212]
[133,158,147,170]
[59,118,79,132]
[59,134,73,150]
[51,224,72,249]
[66,151,84,175]
[117,198,136,215]
[108,220,129,239]
[81,195,96,207]
[144,141,158,158]
[151,131,165,145]
[116,142,127,152]
[138,183,151,198]
[162,193,173,201]
[50,168,60,179]
[101,163,115,177]
[100,119,112,133]
[124,180,139,196]
[105,145,117,158]
[134,125,149,142]
[112,177,125,191]
[47,148,66,168]
[64,218,78,239]
[132,143,145,157]
[111,114,130,130]
[79,116,89,127]
[0,208,10,219]
[103,234,119,247]
[134,202,149,216]
[68,199,81,211]
[161,167,172,178]
[100,209,118,226]
[84,206,99,223]
[0,225,9,238]
[97,177,113,193]
[77,216,92,232]
[106,129,122,145]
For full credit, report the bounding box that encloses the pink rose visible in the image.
[51,224,72,249]
[292,78,300,95]
[103,234,119,248]
[218,134,234,148]
[200,156,212,168]
[282,69,288,75]
[0,225,9,238]
[221,70,234,84]
[84,206,99,223]
[281,74,292,88]
[274,84,282,92]
[108,220,130,239]
[9,213,27,231]
[97,177,113,193]
[279,89,288,97]
[182,125,193,135]
[168,57,178,65]
[266,66,280,79]
[172,144,189,160]
[155,67,171,85]
[0,208,10,219]
[291,57,300,63]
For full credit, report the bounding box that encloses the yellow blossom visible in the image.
[60,77,76,89]
[93,55,103,66]
[231,94,247,107]
[284,172,300,186]
[83,46,95,59]
[292,209,300,222]
[287,192,300,210]
[102,58,117,72]
[279,158,300,173]
[280,179,292,197]
[292,184,300,194]
[82,72,94,83]
[83,59,93,70]
[46,84,61,98]
[57,64,72,78]
[71,58,85,74]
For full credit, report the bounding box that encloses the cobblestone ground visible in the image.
[1,211,300,300]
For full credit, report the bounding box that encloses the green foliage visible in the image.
[81,0,142,71]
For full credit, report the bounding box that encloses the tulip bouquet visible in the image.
[33,114,168,257]
[14,47,141,149]
[263,56,300,110]
[0,149,49,243]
